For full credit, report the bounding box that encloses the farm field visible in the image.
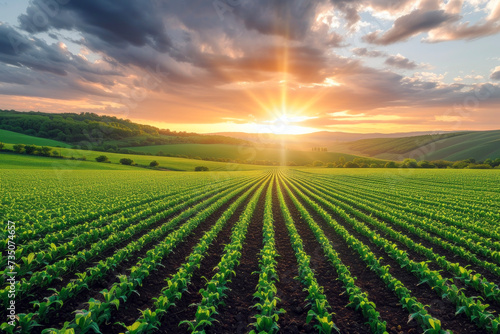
[1,168,500,334]
[126,143,366,165]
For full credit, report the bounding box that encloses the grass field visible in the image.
[1,166,499,334]
[0,129,71,147]
[126,143,369,165]
[0,145,265,171]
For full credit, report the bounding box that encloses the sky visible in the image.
[0,0,499,134]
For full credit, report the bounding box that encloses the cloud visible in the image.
[351,47,386,57]
[425,0,500,42]
[491,66,500,80]
[0,0,499,133]
[18,0,171,52]
[363,9,459,44]
[385,54,418,69]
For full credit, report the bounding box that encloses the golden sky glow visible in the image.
[1,1,500,134]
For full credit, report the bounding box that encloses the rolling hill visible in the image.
[334,130,500,161]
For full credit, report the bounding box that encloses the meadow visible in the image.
[1,163,499,334]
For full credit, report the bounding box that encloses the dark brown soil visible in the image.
[14,190,218,319]
[272,180,315,333]
[155,180,265,333]
[279,179,372,334]
[30,181,255,334]
[288,178,488,334]
[205,184,266,334]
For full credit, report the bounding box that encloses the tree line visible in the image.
[312,157,500,169]
[0,109,250,148]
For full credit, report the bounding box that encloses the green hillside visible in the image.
[0,109,250,148]
[1,143,264,171]
[345,132,466,156]
[403,130,500,161]
[125,143,373,165]
[0,153,138,170]
[0,129,71,147]
[338,130,500,161]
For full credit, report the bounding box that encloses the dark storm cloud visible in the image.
[237,0,321,40]
[0,24,32,55]
[18,0,171,52]
[364,9,459,45]
[0,25,67,75]
[385,54,418,69]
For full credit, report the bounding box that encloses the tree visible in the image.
[0,142,4,150]
[384,161,398,168]
[326,162,335,168]
[119,158,134,165]
[338,156,345,164]
[25,145,37,155]
[431,160,452,168]
[39,146,52,157]
[312,160,324,167]
[149,160,159,167]
[194,166,209,171]
[402,158,417,168]
[418,160,435,168]
[13,144,25,153]
[452,161,469,169]
[95,155,109,163]
[369,163,379,168]
[344,162,359,168]
[468,164,492,169]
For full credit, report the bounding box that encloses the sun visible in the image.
[266,113,316,135]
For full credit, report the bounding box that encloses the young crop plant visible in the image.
[275,180,339,334]
[294,175,500,305]
[180,178,269,334]
[286,176,499,333]
[250,177,285,334]
[32,175,268,334]
[279,177,387,334]
[120,177,266,333]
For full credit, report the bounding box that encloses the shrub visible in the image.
[0,142,4,150]
[344,162,359,168]
[25,145,38,155]
[401,158,418,168]
[452,161,469,169]
[326,162,335,168]
[384,161,398,168]
[39,146,52,157]
[418,160,435,168]
[312,160,324,167]
[194,166,209,171]
[95,155,109,163]
[431,160,452,168]
[467,164,492,169]
[119,158,134,165]
[13,144,25,153]
[150,160,159,167]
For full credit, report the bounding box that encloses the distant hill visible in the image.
[336,130,500,161]
[215,130,500,161]
[212,130,452,144]
[126,143,378,165]
[0,109,250,150]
